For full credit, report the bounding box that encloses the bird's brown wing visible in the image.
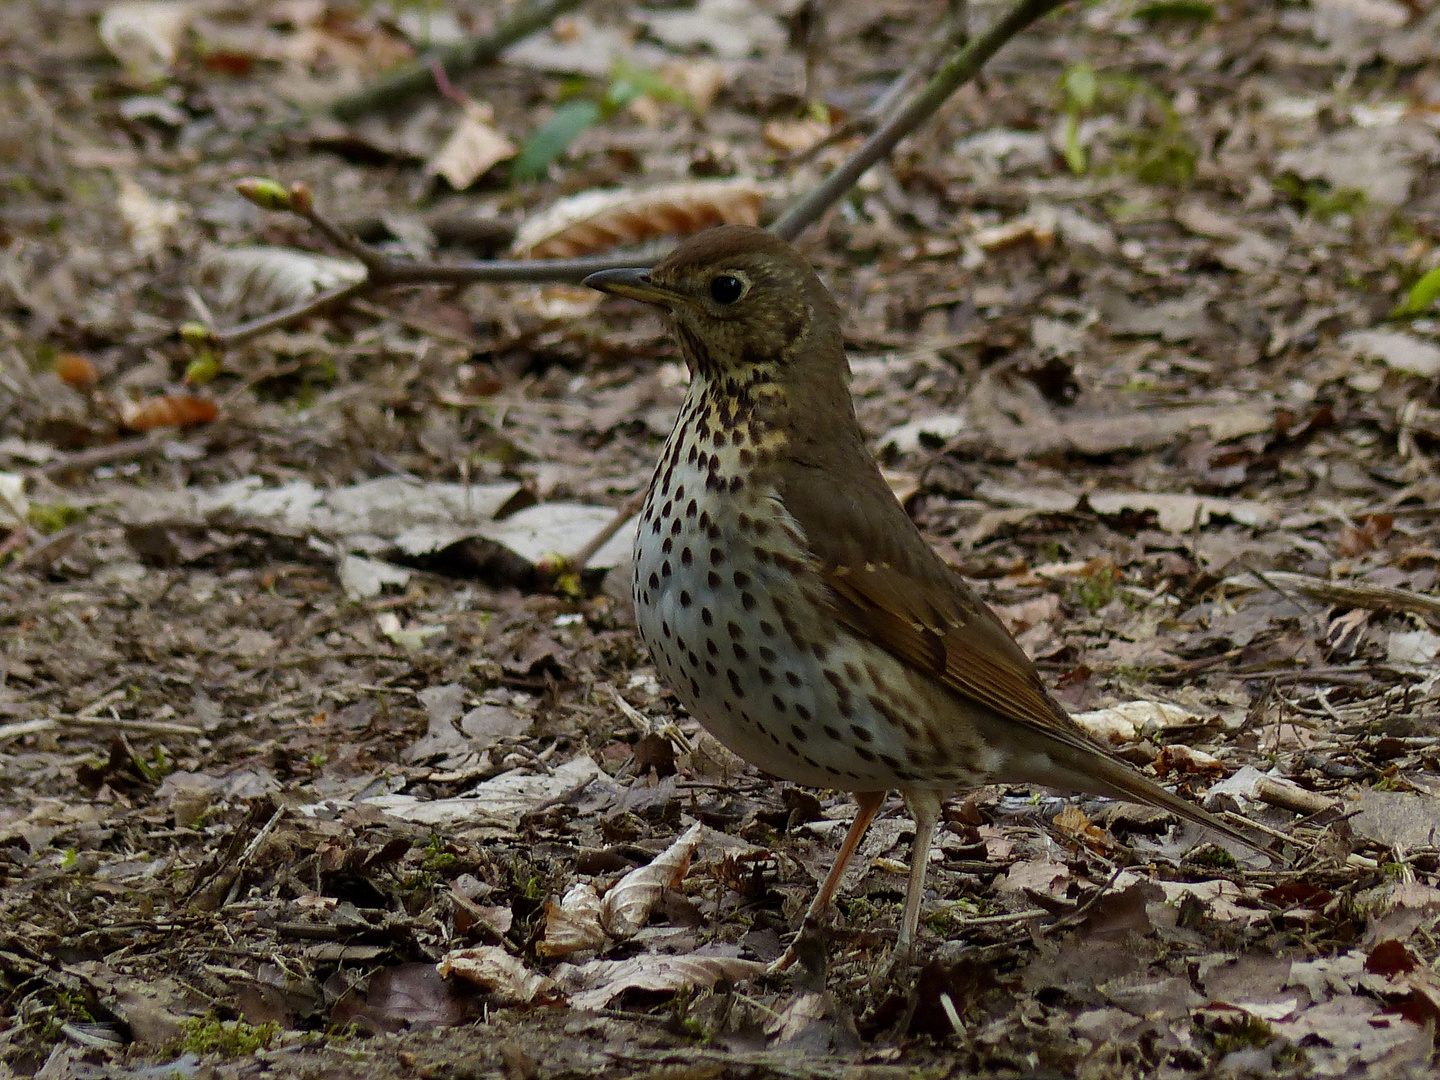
[780,463,1261,851]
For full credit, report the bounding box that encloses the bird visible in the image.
[584,226,1260,968]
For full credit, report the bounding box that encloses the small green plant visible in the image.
[1392,265,1440,318]
[421,835,458,872]
[179,1016,278,1057]
[1056,62,1198,186]
[1274,174,1366,221]
[27,501,85,534]
[512,61,694,182]
[1076,563,1120,612]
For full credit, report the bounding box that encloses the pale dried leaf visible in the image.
[512,179,771,258]
[538,883,608,958]
[763,117,830,154]
[1341,329,1440,377]
[564,954,766,1010]
[426,103,517,191]
[198,246,365,316]
[1072,701,1199,745]
[99,1,192,80]
[116,177,185,256]
[437,946,558,1005]
[602,820,705,940]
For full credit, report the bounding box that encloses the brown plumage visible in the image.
[586,226,1259,966]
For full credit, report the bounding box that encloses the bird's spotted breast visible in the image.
[632,382,991,792]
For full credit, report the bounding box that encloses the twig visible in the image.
[570,490,645,571]
[207,0,1073,343]
[770,0,1070,242]
[32,433,169,478]
[328,0,587,121]
[1223,570,1440,622]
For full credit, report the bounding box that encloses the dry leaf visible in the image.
[538,883,608,958]
[658,59,726,112]
[116,177,185,256]
[763,117,830,154]
[55,354,99,390]
[511,179,771,259]
[198,246,366,316]
[437,946,558,1005]
[99,1,192,81]
[1072,701,1200,745]
[120,394,219,432]
[602,820,704,939]
[426,102,517,191]
[564,954,766,1010]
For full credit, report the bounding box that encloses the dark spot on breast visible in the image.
[772,694,787,712]
[705,661,717,676]
[738,448,754,466]
[844,662,862,683]
[701,608,714,626]
[670,518,683,536]
[879,753,902,772]
[661,500,672,519]
[708,571,721,588]
[727,669,745,698]
[699,511,712,530]
[854,746,876,763]
[759,620,775,636]
[729,475,744,493]
[662,621,671,638]
[733,571,751,588]
[681,546,693,566]
[661,467,673,495]
[687,445,697,464]
[651,519,663,535]
[680,590,692,608]
[686,499,698,519]
[727,621,743,640]
[758,666,774,684]
[741,592,757,611]
[713,430,727,447]
[823,725,842,741]
[709,547,724,565]
[690,677,701,697]
[795,702,811,720]
[758,645,776,663]
[649,572,659,589]
[733,643,749,661]
[661,561,671,578]
[675,484,685,501]
[662,537,673,554]
[706,639,719,655]
[785,671,802,688]
[790,724,808,742]
[707,522,721,540]
[753,548,770,564]
[811,641,828,662]
[850,724,873,744]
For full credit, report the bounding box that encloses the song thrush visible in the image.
[585,226,1257,965]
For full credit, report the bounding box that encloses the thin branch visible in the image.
[328,0,588,121]
[771,0,1070,242]
[205,0,1073,345]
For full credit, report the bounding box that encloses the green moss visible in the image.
[178,1016,278,1057]
[1274,174,1366,221]
[1187,845,1238,870]
[27,502,85,535]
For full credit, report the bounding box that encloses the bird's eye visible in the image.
[710,275,744,305]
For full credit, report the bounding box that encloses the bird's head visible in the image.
[584,226,842,381]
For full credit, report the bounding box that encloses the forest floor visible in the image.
[3,0,1440,1076]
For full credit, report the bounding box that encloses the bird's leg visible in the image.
[768,790,885,975]
[894,789,944,963]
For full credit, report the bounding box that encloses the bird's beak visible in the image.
[582,268,681,307]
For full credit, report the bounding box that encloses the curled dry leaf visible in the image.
[564,954,766,1011]
[538,821,706,957]
[120,394,219,432]
[55,354,99,390]
[1052,804,1111,851]
[1153,744,1225,778]
[437,946,559,1006]
[98,1,192,81]
[426,101,517,191]
[198,246,366,316]
[511,179,771,259]
[538,883,608,958]
[1071,700,1201,746]
[602,820,705,940]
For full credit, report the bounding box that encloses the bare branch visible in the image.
[770,0,1070,242]
[328,0,588,121]
[204,0,1073,345]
